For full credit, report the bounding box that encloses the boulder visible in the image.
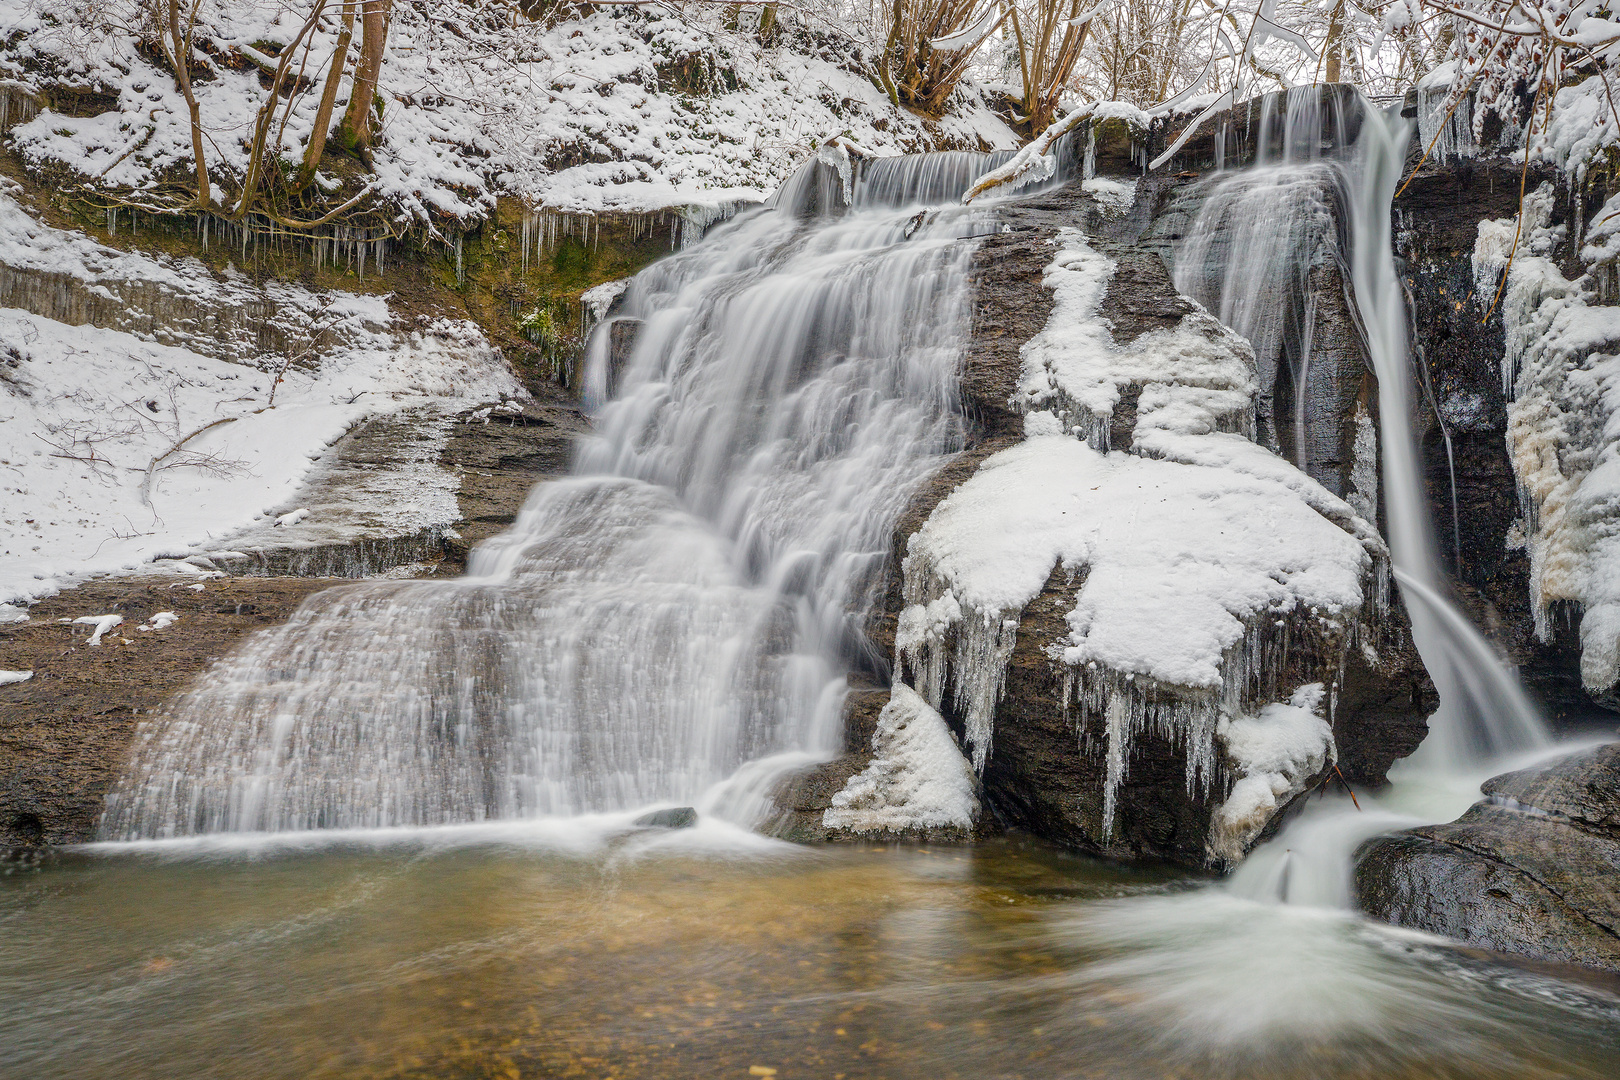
[1356,742,1620,972]
[633,806,698,829]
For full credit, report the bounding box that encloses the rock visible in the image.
[1356,742,1620,972]
[1393,153,1609,728]
[819,173,1434,867]
[633,806,698,829]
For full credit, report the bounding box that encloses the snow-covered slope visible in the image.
[0,190,521,604]
[0,2,1017,225]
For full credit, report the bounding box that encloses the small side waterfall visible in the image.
[1175,88,1547,768]
[102,160,1007,839]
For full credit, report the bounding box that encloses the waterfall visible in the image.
[101,158,1007,839]
[1343,104,1548,763]
[1175,88,1547,770]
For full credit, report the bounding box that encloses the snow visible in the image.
[138,611,179,632]
[822,683,978,834]
[0,193,522,604]
[0,602,27,623]
[72,613,122,646]
[0,4,1018,224]
[889,228,1382,842]
[1207,683,1334,864]
[274,509,312,528]
[1080,177,1137,215]
[0,670,31,685]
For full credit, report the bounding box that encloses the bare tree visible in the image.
[340,0,393,159]
[148,0,212,207]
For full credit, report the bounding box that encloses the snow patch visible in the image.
[1207,683,1335,864]
[823,684,978,834]
[138,611,179,632]
[0,670,31,685]
[72,614,122,646]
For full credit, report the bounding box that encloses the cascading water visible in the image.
[101,161,1012,839]
[1176,88,1552,904]
[1177,88,1546,767]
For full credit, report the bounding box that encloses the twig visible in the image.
[140,416,241,507]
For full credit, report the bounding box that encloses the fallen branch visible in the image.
[140,416,240,507]
[963,102,1095,202]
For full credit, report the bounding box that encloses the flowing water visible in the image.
[6,98,1619,1079]
[102,177,990,838]
[1175,89,1547,768]
[3,828,1619,1080]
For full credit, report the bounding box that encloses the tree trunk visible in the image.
[159,0,211,207]
[1325,0,1344,83]
[298,0,355,189]
[339,0,391,155]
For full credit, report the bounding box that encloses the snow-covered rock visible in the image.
[849,219,1391,865]
[822,684,978,835]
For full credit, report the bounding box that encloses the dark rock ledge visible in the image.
[1356,742,1620,973]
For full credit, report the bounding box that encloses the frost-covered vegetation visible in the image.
[0,0,1018,236]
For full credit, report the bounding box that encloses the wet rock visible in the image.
[435,392,588,569]
[0,577,347,848]
[1356,743,1620,972]
[633,806,698,829]
[1393,154,1609,727]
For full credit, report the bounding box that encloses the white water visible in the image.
[101,169,1005,839]
[1176,89,1556,907]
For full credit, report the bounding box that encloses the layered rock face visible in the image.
[1356,744,1620,972]
[784,110,1437,865]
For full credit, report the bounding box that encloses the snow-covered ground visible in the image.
[0,192,522,605]
[0,3,1018,225]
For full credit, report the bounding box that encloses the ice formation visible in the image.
[822,684,979,834]
[1483,185,1620,695]
[1207,683,1335,864]
[892,231,1384,839]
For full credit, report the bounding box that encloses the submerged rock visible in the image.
[1355,742,1620,972]
[633,806,698,829]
